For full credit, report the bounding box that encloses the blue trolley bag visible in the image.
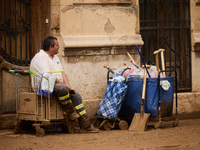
[95,81,128,119]
[160,77,174,118]
[145,78,159,117]
[118,77,159,118]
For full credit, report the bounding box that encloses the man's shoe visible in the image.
[80,125,99,133]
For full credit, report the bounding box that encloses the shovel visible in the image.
[129,65,150,132]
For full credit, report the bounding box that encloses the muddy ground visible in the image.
[0,118,200,150]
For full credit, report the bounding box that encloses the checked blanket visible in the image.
[95,81,128,119]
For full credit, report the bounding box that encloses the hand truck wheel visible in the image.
[100,120,111,131]
[118,120,128,130]
[103,122,112,131]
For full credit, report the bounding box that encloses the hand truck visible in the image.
[9,68,66,136]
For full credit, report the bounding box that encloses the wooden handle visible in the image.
[127,52,134,63]
[153,49,161,55]
[103,64,109,69]
[160,49,166,77]
[142,65,151,70]
[103,64,115,74]
[127,52,139,68]
[155,53,160,72]
[142,69,147,100]
[123,63,129,67]
[141,65,150,100]
[153,49,161,72]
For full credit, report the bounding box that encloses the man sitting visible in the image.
[30,36,99,133]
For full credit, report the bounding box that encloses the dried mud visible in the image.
[0,119,200,150]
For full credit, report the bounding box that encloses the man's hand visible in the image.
[69,90,75,95]
[55,78,71,91]
[54,71,72,91]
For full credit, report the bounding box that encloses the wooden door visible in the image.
[0,0,50,127]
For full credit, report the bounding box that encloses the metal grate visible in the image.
[139,0,191,92]
[0,0,32,66]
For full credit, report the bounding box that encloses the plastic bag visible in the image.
[37,73,56,97]
[160,80,171,91]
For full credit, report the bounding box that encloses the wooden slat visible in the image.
[31,0,50,58]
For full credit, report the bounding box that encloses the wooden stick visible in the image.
[153,49,161,72]
[160,49,166,77]
[127,52,139,68]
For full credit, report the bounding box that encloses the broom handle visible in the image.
[136,45,151,78]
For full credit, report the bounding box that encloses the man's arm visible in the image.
[55,71,71,91]
[62,71,71,90]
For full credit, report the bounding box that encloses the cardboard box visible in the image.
[19,92,36,114]
[18,92,64,121]
[57,100,65,119]
[18,92,45,120]
[46,96,57,119]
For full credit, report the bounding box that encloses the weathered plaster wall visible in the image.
[191,0,200,92]
[51,0,142,101]
[49,0,200,120]
[50,0,143,119]
[60,5,136,35]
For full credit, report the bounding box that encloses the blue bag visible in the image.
[95,81,128,119]
[118,77,159,118]
[145,78,159,117]
[160,77,174,118]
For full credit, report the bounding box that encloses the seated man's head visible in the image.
[43,36,60,56]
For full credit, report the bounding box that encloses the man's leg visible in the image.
[53,83,80,133]
[70,92,99,133]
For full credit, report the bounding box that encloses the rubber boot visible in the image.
[79,114,99,133]
[62,103,80,120]
[64,115,77,133]
[62,103,80,134]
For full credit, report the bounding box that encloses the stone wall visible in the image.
[191,0,200,92]
[49,0,200,119]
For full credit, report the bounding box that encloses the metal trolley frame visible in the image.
[92,67,131,131]
[12,70,66,136]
